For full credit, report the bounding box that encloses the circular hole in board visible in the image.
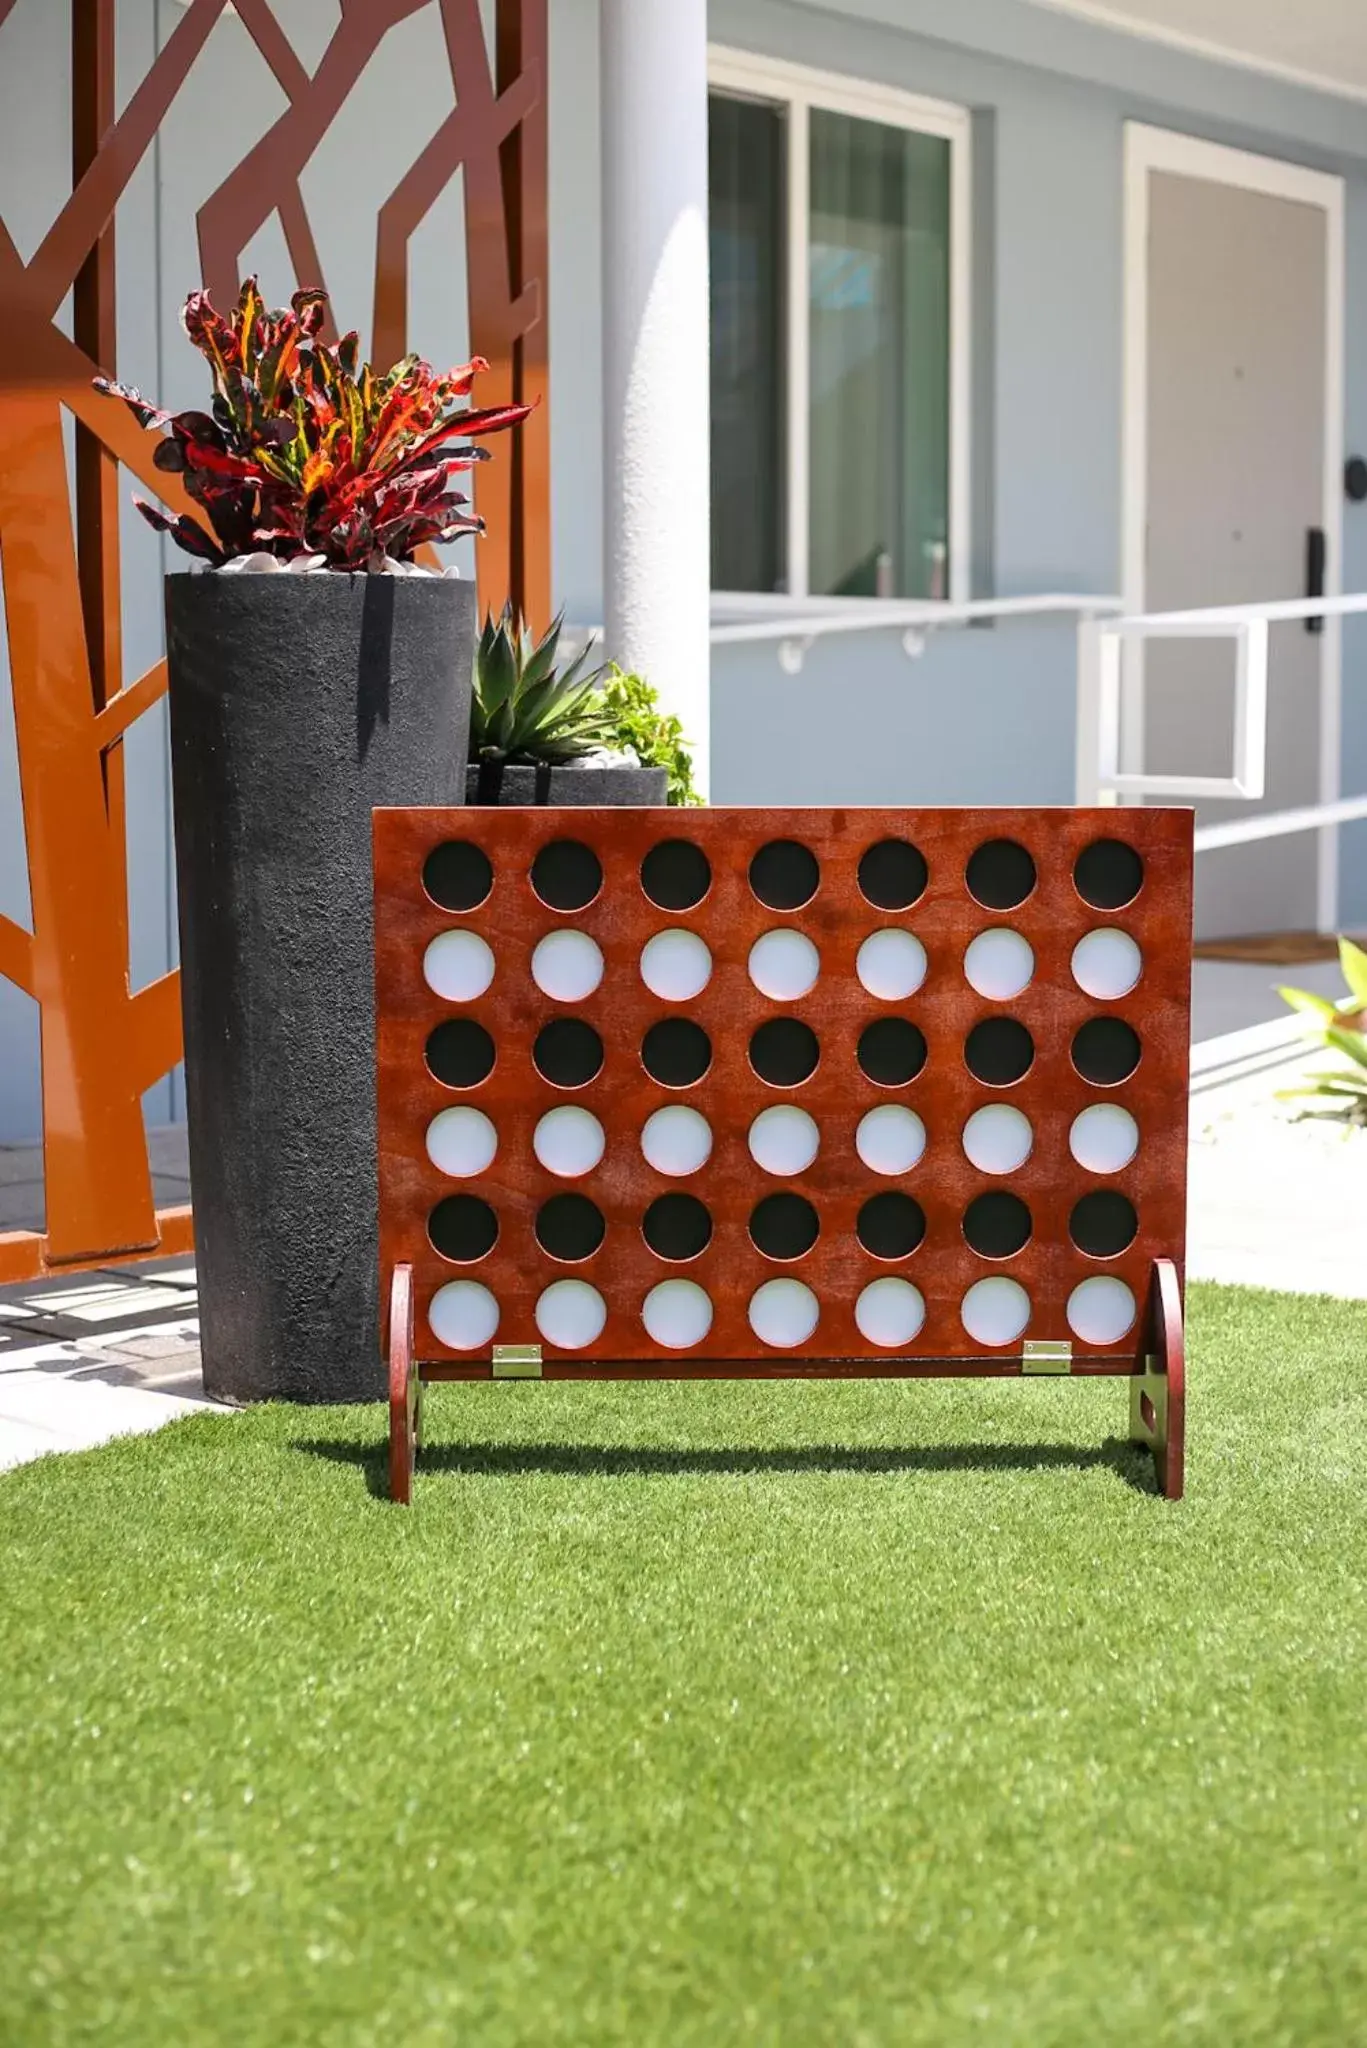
[857,1018,927,1086]
[964,1017,1034,1086]
[642,1279,714,1349]
[961,1276,1031,1348]
[749,929,820,1001]
[533,1017,605,1089]
[423,930,495,1002]
[428,1194,499,1264]
[962,1104,1033,1175]
[1075,839,1145,911]
[641,1105,713,1177]
[963,1191,1032,1259]
[429,1280,499,1351]
[748,1105,820,1177]
[1071,1018,1142,1087]
[642,1193,713,1262]
[858,839,927,911]
[423,840,492,913]
[425,1019,495,1089]
[1069,1104,1139,1174]
[531,930,604,1003]
[857,930,927,1002]
[1072,929,1142,1001]
[965,839,1037,911]
[641,840,712,911]
[856,1192,926,1260]
[640,928,713,1002]
[856,1277,926,1348]
[425,1106,498,1178]
[533,1105,606,1178]
[1067,1276,1137,1345]
[535,1279,607,1350]
[749,839,820,911]
[531,839,602,912]
[748,1192,820,1261]
[856,1105,927,1176]
[749,1018,820,1088]
[642,1019,713,1088]
[748,1278,820,1348]
[535,1192,606,1262]
[1069,1191,1138,1259]
[963,929,1034,1001]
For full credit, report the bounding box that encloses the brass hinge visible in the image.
[492,1344,542,1379]
[1022,1340,1072,1375]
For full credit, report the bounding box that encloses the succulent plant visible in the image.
[93,277,530,570]
[469,609,612,767]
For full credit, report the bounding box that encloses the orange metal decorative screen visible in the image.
[0,0,550,1285]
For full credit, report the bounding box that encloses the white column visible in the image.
[600,0,711,795]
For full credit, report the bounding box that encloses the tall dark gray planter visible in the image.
[165,572,473,1405]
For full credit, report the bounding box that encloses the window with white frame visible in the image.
[708,52,970,603]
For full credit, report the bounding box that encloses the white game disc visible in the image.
[423,930,495,1002]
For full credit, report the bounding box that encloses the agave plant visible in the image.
[1277,937,1367,1125]
[470,609,612,766]
[93,277,530,569]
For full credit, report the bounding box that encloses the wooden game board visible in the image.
[374,807,1192,1502]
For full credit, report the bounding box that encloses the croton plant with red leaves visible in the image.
[93,277,530,570]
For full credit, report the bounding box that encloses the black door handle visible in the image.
[1306,526,1326,634]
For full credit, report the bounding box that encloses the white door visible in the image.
[1124,127,1343,940]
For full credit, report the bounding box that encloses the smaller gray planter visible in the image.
[466,759,667,806]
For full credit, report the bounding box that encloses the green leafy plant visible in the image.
[1277,937,1367,1125]
[93,277,529,569]
[598,664,702,805]
[469,609,612,766]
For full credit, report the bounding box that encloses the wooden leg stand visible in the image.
[1131,1258,1186,1501]
[387,1263,417,1505]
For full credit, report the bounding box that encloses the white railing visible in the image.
[1076,590,1367,805]
[1074,589,1367,930]
[577,585,1367,910]
[710,590,1121,674]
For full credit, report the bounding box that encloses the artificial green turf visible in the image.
[1,1281,1363,2047]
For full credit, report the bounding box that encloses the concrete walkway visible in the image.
[0,1262,224,1473]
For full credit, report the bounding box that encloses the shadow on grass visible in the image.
[293,1435,1159,1501]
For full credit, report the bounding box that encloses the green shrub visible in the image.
[1277,936,1367,1125]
